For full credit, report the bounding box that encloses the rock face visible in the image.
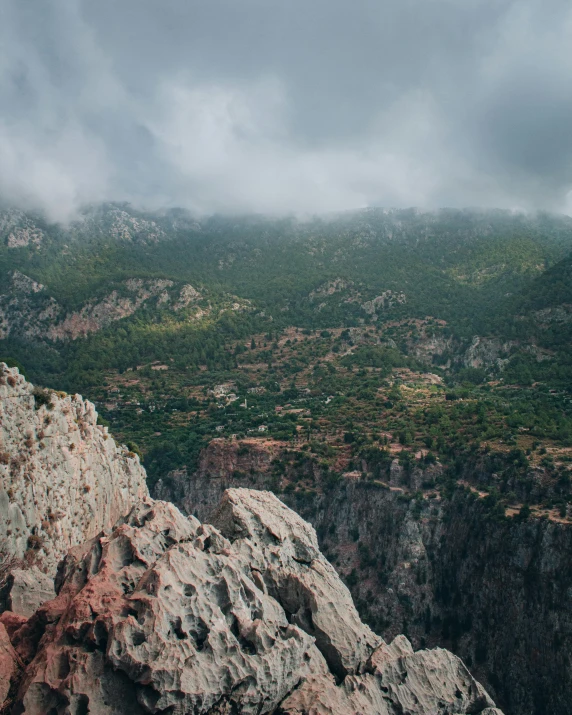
[462,336,515,370]
[0,209,45,249]
[3,568,55,618]
[0,364,148,574]
[154,437,445,524]
[304,484,572,715]
[44,278,177,341]
[0,622,18,705]
[361,290,407,318]
[9,490,500,715]
[155,438,572,715]
[0,273,202,341]
[154,438,286,518]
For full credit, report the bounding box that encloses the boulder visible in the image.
[5,567,55,618]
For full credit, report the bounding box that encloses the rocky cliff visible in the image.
[2,489,502,714]
[0,364,148,575]
[0,272,203,342]
[155,438,572,715]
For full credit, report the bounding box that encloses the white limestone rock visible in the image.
[0,364,149,575]
[5,567,55,618]
[16,499,324,714]
[210,487,382,678]
[12,491,503,715]
[280,634,497,714]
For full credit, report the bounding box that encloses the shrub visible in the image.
[126,441,142,458]
[515,503,531,521]
[32,387,54,410]
[346,569,358,588]
[27,534,44,551]
[97,414,110,428]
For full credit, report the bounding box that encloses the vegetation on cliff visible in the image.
[1,204,572,518]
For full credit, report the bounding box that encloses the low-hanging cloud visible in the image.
[1,0,572,221]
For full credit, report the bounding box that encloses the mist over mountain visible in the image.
[2,0,572,220]
[2,202,572,713]
[3,2,572,714]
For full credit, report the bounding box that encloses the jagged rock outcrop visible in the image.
[309,278,354,300]
[155,438,572,715]
[211,489,381,678]
[45,278,177,341]
[462,337,515,370]
[0,209,45,249]
[0,273,203,341]
[0,622,18,704]
[361,290,406,318]
[281,635,502,715]
[7,490,500,714]
[0,364,148,574]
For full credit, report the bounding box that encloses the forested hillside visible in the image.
[4,202,572,714]
[2,202,572,508]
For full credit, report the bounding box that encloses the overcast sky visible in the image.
[1,0,572,220]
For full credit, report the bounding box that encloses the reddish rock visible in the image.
[10,493,501,715]
[0,611,27,640]
[0,622,19,705]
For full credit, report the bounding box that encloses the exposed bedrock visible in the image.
[0,364,148,575]
[6,490,500,714]
[155,439,572,715]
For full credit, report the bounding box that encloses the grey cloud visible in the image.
[1,0,571,220]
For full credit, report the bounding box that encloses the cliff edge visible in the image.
[0,364,148,575]
[0,367,504,713]
[5,489,502,714]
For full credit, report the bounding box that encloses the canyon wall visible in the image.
[155,438,572,715]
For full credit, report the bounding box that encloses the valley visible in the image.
[2,203,572,713]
